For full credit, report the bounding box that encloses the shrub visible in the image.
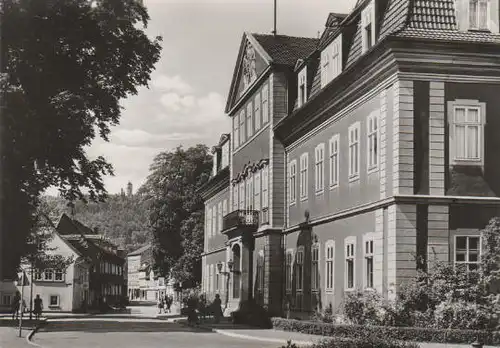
[271,317,500,345]
[340,290,386,326]
[310,337,419,348]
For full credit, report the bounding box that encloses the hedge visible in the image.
[271,317,500,345]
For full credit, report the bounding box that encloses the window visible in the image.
[255,94,261,131]
[49,295,60,307]
[262,85,269,124]
[246,102,253,138]
[331,35,342,79]
[44,269,54,281]
[215,266,220,291]
[206,206,212,238]
[311,244,319,292]
[245,175,253,210]
[345,237,356,290]
[362,2,375,52]
[469,0,489,30]
[367,112,379,171]
[320,48,330,88]
[34,271,42,281]
[233,184,239,211]
[212,206,217,237]
[239,182,245,209]
[233,116,239,149]
[315,144,325,194]
[299,153,309,200]
[239,110,245,145]
[254,172,261,210]
[289,160,297,204]
[218,202,223,233]
[455,236,481,272]
[329,135,339,188]
[325,241,335,292]
[450,101,485,165]
[55,269,64,281]
[257,250,265,296]
[298,68,307,107]
[262,167,269,209]
[285,250,293,293]
[364,236,374,289]
[296,247,304,291]
[348,123,360,180]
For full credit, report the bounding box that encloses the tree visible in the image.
[140,145,211,287]
[1,0,162,278]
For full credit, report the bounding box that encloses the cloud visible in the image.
[159,93,196,111]
[152,74,193,94]
[111,128,202,147]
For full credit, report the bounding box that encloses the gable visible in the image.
[50,233,80,260]
[226,33,271,113]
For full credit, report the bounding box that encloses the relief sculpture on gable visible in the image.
[242,42,257,89]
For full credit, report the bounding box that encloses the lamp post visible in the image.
[217,260,233,312]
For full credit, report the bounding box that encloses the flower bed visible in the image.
[272,317,500,345]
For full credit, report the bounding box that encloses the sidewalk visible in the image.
[0,326,36,348]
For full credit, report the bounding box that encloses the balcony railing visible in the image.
[222,210,259,232]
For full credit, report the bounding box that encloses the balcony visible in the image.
[222,210,259,233]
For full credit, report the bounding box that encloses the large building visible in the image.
[201,0,500,318]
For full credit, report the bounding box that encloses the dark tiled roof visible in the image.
[128,243,152,257]
[56,213,97,235]
[395,28,500,43]
[252,34,319,67]
[407,0,457,30]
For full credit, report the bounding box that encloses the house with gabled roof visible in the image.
[201,0,500,318]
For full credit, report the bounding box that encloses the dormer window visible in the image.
[469,0,489,30]
[362,1,375,53]
[320,35,342,88]
[298,67,307,107]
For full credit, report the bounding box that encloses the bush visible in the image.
[280,337,418,348]
[341,290,387,326]
[271,317,500,345]
[231,300,272,328]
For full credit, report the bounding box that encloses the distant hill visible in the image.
[43,193,152,253]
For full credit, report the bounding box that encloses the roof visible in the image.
[252,34,319,67]
[407,0,457,30]
[56,213,97,236]
[128,243,152,257]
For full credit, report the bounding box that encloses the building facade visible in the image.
[202,0,500,317]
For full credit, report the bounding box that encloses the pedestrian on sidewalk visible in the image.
[212,294,223,324]
[158,297,164,314]
[33,294,43,320]
[11,291,21,320]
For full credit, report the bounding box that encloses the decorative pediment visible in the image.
[231,158,269,185]
[225,33,272,114]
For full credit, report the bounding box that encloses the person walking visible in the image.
[11,291,21,320]
[212,294,223,324]
[157,297,164,314]
[166,296,172,314]
[33,294,43,320]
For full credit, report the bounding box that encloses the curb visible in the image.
[26,319,47,348]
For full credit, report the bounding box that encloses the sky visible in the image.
[73,0,357,195]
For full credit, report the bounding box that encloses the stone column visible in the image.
[264,232,283,316]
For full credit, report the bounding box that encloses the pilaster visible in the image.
[429,82,446,195]
[427,205,449,265]
[380,89,387,199]
[374,209,384,293]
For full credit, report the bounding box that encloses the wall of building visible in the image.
[205,187,230,252]
[202,250,227,302]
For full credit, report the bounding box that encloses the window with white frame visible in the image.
[299,153,309,200]
[469,0,489,30]
[329,135,339,188]
[239,182,245,209]
[262,167,269,209]
[298,68,307,107]
[285,250,293,293]
[232,184,239,211]
[262,85,269,124]
[348,123,360,179]
[311,244,320,292]
[239,110,245,145]
[289,160,297,204]
[55,269,64,281]
[455,236,481,272]
[212,206,217,237]
[35,270,42,281]
[345,237,356,290]
[325,240,335,292]
[44,269,53,281]
[367,112,379,171]
[331,35,342,79]
[246,175,253,210]
[315,144,325,194]
[218,202,223,233]
[246,103,253,139]
[320,47,330,88]
[254,94,261,131]
[49,295,60,307]
[254,171,261,210]
[449,101,485,165]
[296,246,304,291]
[233,117,239,149]
[364,236,374,289]
[361,1,375,53]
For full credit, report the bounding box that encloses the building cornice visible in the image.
[202,246,226,257]
[198,167,230,201]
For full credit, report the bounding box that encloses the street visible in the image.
[32,319,280,348]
